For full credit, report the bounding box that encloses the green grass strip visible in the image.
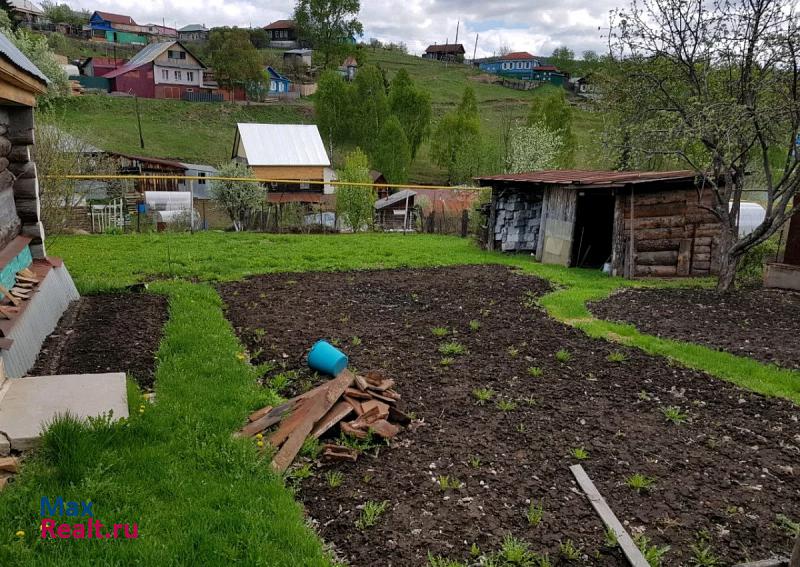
[0,282,330,566]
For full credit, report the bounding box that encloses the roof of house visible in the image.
[39,125,103,153]
[341,56,358,68]
[114,153,188,170]
[284,48,312,55]
[178,24,208,32]
[180,163,218,173]
[8,0,43,15]
[0,31,48,85]
[425,43,465,54]
[93,11,137,26]
[265,19,295,30]
[375,190,416,209]
[499,51,537,61]
[533,65,560,72]
[234,124,330,167]
[266,66,290,81]
[103,41,204,79]
[144,24,177,34]
[476,170,699,188]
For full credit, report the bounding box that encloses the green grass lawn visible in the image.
[1,233,796,566]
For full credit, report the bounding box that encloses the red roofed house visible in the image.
[479,52,567,85]
[264,20,298,48]
[423,43,465,62]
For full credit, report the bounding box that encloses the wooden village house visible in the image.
[765,195,800,291]
[477,170,723,278]
[375,190,416,231]
[423,43,465,62]
[264,20,298,49]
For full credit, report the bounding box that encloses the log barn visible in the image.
[477,170,722,278]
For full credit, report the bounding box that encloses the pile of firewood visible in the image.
[236,369,410,472]
[0,267,41,318]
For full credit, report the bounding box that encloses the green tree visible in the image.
[549,46,576,74]
[352,64,388,152]
[210,162,263,232]
[315,69,354,149]
[208,28,263,91]
[527,86,574,167]
[293,0,363,68]
[40,2,89,27]
[388,69,432,160]
[430,87,482,184]
[371,116,411,184]
[506,126,563,173]
[335,148,375,232]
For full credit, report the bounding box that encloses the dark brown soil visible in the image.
[31,293,168,390]
[221,266,800,566]
[590,287,800,370]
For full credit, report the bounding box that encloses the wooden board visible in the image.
[0,456,19,473]
[0,285,20,307]
[310,401,352,439]
[248,405,273,423]
[570,465,649,567]
[237,404,289,437]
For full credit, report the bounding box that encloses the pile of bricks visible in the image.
[236,370,410,472]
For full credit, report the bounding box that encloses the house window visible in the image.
[174,70,182,80]
[198,172,206,185]
[270,80,276,91]
[168,50,186,60]
[187,71,194,82]
[161,69,169,80]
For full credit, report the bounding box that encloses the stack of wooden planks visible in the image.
[236,369,410,473]
[0,267,41,316]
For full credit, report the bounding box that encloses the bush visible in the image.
[737,235,780,288]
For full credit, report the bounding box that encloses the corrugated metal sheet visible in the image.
[103,41,177,78]
[1,264,79,378]
[375,190,416,209]
[235,123,330,167]
[476,170,698,188]
[0,32,48,84]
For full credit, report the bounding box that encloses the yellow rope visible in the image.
[47,174,485,192]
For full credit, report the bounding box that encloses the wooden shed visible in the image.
[765,195,800,291]
[375,190,416,231]
[477,170,722,278]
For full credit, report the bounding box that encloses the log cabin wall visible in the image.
[619,185,721,277]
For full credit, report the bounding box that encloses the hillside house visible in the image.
[86,11,148,45]
[265,20,298,48]
[284,48,312,68]
[339,56,358,81]
[266,66,291,94]
[423,43,465,62]
[479,52,567,86]
[477,170,723,278]
[178,24,210,42]
[375,190,416,231]
[232,123,330,193]
[7,0,45,27]
[103,41,211,100]
[141,24,177,40]
[80,56,124,77]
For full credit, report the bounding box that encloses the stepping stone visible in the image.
[0,373,128,451]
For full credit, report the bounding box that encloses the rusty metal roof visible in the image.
[475,170,698,188]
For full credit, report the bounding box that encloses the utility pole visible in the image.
[472,33,478,64]
[454,20,459,46]
[133,93,145,149]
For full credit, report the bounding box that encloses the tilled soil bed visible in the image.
[31,293,168,390]
[590,287,800,370]
[221,266,800,566]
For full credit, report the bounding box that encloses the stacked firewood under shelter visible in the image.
[236,369,410,472]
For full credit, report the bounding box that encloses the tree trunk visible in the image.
[716,224,739,293]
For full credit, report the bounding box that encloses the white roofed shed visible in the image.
[232,123,330,167]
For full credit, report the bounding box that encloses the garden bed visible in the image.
[222,266,800,566]
[590,287,800,370]
[30,292,168,389]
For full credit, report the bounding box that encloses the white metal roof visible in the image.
[234,123,330,167]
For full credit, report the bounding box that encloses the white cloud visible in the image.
[63,0,614,58]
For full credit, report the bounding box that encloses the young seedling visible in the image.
[427,554,466,567]
[528,366,543,378]
[496,399,517,412]
[570,447,589,460]
[300,437,321,459]
[355,500,389,530]
[325,470,343,488]
[507,346,520,357]
[638,390,652,401]
[603,527,618,548]
[468,455,482,468]
[516,423,526,433]
[526,500,544,527]
[689,542,721,566]
[351,336,362,346]
[437,475,464,490]
[439,341,466,356]
[555,349,572,364]
[776,513,800,536]
[634,534,670,567]
[470,543,481,557]
[607,351,627,363]
[440,357,455,367]
[559,539,582,560]
[472,387,495,405]
[626,473,656,493]
[523,396,538,407]
[661,406,689,425]
[469,320,481,331]
[431,326,449,338]
[500,535,530,564]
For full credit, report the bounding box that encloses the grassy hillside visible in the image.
[49,48,609,181]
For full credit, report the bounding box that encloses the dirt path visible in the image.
[221,266,800,566]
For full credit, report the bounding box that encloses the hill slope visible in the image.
[50,48,609,181]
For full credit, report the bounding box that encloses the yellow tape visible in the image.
[46,174,484,192]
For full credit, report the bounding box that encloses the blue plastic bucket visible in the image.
[307,340,348,376]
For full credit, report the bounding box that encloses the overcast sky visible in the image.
[62,0,614,58]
